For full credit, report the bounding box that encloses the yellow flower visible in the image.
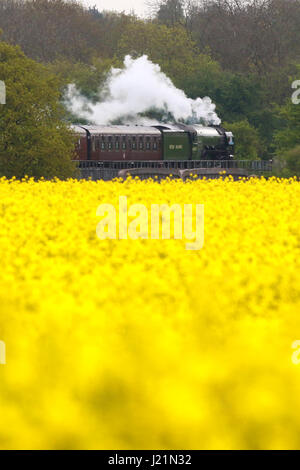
[0,177,299,449]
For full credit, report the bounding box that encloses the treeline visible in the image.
[0,0,131,62]
[0,0,300,176]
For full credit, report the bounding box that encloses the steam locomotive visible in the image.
[72,123,234,161]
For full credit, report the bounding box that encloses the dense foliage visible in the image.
[0,0,300,172]
[0,40,76,178]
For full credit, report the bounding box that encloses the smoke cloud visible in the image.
[65,55,221,125]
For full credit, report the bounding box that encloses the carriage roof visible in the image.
[81,125,161,136]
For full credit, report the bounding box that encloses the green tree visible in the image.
[274,98,300,153]
[0,40,76,178]
[155,0,185,27]
[223,120,261,160]
[283,146,300,176]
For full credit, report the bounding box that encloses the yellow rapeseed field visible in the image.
[0,175,299,449]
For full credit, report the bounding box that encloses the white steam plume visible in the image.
[65,55,221,125]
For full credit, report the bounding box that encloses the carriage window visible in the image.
[115,138,120,150]
[153,138,157,150]
[101,138,105,150]
[139,138,144,150]
[108,136,112,150]
[95,137,100,150]
[122,138,126,150]
[132,137,137,150]
[146,137,150,150]
[92,136,96,152]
